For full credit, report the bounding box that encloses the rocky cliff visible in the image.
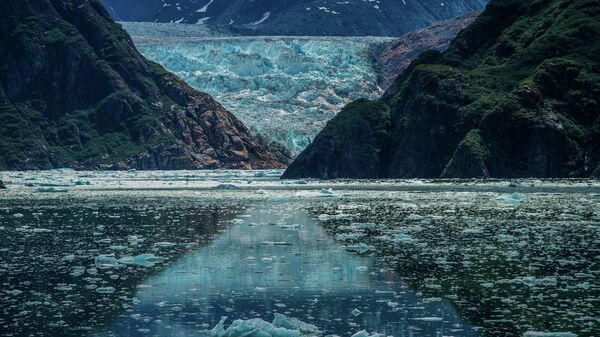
[0,0,289,170]
[284,0,600,179]
[377,12,480,90]
[100,0,488,37]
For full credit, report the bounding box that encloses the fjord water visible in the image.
[123,23,389,155]
[0,171,598,337]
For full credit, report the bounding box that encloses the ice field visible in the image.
[0,171,598,337]
[124,23,389,155]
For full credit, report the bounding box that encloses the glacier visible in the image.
[124,23,390,155]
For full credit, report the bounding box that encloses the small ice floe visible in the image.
[385,233,413,243]
[351,331,384,337]
[5,289,23,296]
[95,255,121,269]
[319,188,336,197]
[35,187,68,193]
[95,287,116,294]
[496,193,528,203]
[282,180,307,185]
[70,178,91,186]
[95,253,164,268]
[261,241,292,246]
[351,308,363,317]
[119,254,165,268]
[215,184,240,190]
[522,332,578,337]
[154,242,176,248]
[412,317,443,322]
[208,314,320,337]
[128,235,144,245]
[347,243,375,254]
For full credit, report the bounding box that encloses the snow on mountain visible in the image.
[102,0,488,36]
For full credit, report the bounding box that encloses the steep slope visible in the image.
[0,0,289,170]
[284,0,600,179]
[377,12,480,90]
[100,0,488,37]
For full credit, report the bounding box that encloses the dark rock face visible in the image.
[377,12,480,90]
[284,0,600,179]
[0,0,289,170]
[0,180,5,189]
[282,100,390,179]
[100,0,488,37]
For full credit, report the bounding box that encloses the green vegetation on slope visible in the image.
[285,0,600,179]
[0,0,288,170]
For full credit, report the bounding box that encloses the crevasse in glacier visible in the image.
[127,26,389,155]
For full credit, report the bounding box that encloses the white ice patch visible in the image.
[208,314,320,337]
[251,11,271,25]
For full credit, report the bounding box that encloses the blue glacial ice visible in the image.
[209,314,320,337]
[129,32,389,155]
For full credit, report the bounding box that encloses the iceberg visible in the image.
[208,314,320,337]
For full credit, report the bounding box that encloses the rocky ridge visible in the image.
[0,0,289,170]
[284,0,600,179]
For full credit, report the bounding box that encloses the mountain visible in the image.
[283,0,600,179]
[0,0,289,170]
[100,0,488,37]
[377,12,480,90]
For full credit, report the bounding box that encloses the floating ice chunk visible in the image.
[319,188,335,196]
[70,178,91,185]
[335,232,365,241]
[128,235,144,245]
[5,290,23,296]
[35,187,68,193]
[119,254,165,268]
[390,233,412,243]
[261,241,292,246]
[350,330,384,337]
[94,255,121,269]
[348,223,377,230]
[412,317,443,321]
[96,287,116,294]
[215,184,240,190]
[351,331,367,337]
[208,314,320,337]
[51,168,76,173]
[496,193,528,203]
[154,242,176,248]
[351,308,362,316]
[521,276,558,287]
[32,228,53,233]
[523,332,578,337]
[282,180,307,185]
[348,243,375,254]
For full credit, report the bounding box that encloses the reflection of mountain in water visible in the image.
[97,204,479,337]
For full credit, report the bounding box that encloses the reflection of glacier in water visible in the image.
[131,35,388,155]
[94,203,479,337]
